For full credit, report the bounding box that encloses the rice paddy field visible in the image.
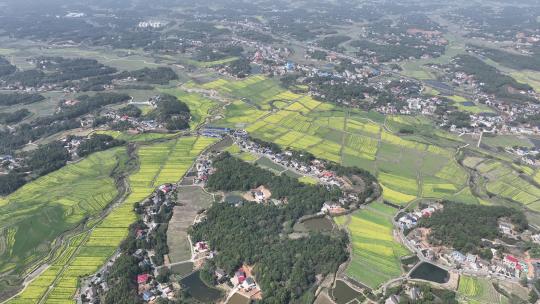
[335,202,409,289]
[0,148,124,277]
[185,74,540,289]
[464,157,540,211]
[457,276,504,304]
[201,76,474,206]
[8,136,217,304]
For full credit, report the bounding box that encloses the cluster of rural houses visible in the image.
[79,184,178,303]
[0,154,22,174]
[190,241,261,298]
[213,266,261,299]
[397,203,442,230]
[399,204,540,282]
[231,132,363,209]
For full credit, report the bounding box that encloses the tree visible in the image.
[118,104,142,117]
[190,154,349,301]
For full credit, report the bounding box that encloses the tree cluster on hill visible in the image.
[1,57,179,91]
[279,74,302,89]
[472,46,540,72]
[205,153,342,217]
[35,93,130,126]
[147,198,174,266]
[24,141,71,177]
[0,173,26,196]
[194,45,243,62]
[515,112,540,128]
[0,57,16,77]
[452,55,534,102]
[119,67,178,84]
[317,35,351,51]
[223,58,251,78]
[104,254,143,304]
[0,93,45,106]
[351,39,445,62]
[118,104,142,118]
[181,21,231,38]
[447,110,472,129]
[190,153,348,302]
[146,94,191,131]
[2,93,128,154]
[0,120,79,154]
[305,75,375,106]
[2,57,117,87]
[308,50,328,60]
[77,74,116,92]
[0,109,31,124]
[434,102,472,129]
[76,134,125,157]
[419,201,527,254]
[267,16,318,41]
[238,30,277,43]
[451,6,538,42]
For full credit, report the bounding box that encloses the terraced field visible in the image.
[0,148,123,277]
[8,136,217,304]
[464,158,540,211]
[335,202,409,289]
[203,76,474,205]
[458,276,503,304]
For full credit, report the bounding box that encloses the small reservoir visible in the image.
[180,271,222,303]
[409,262,449,284]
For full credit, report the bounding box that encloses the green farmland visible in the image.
[0,148,124,277]
[8,136,217,304]
[200,76,474,206]
[464,157,540,212]
[335,202,409,289]
[458,276,505,304]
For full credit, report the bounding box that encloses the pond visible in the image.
[303,217,334,232]
[180,271,223,303]
[294,217,334,233]
[225,193,244,205]
[409,262,449,284]
[331,280,365,304]
[461,101,475,107]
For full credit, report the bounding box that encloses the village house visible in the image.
[231,270,247,286]
[498,220,515,236]
[194,241,209,253]
[241,277,257,291]
[321,202,346,215]
[398,214,418,230]
[451,251,466,264]
[215,268,226,281]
